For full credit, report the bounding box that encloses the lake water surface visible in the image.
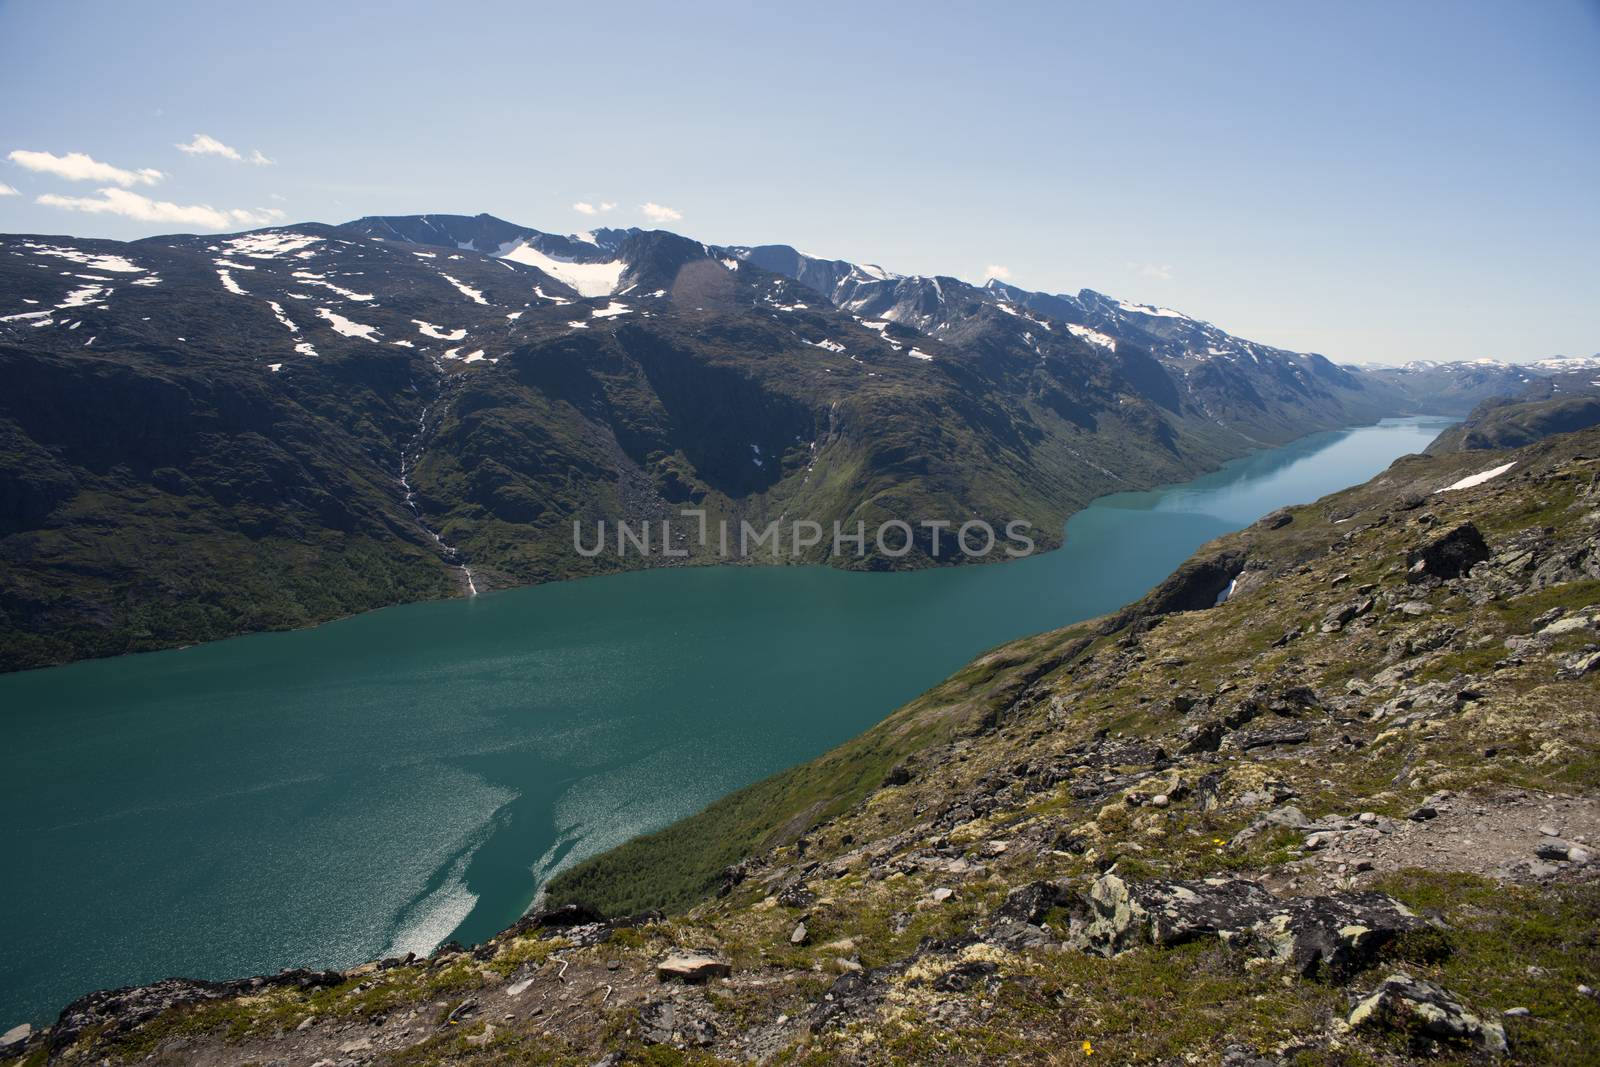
[0,416,1452,1022]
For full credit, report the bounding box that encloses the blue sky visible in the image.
[1,0,1596,365]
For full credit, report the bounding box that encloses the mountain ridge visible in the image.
[0,213,1572,672]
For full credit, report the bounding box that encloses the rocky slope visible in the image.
[8,426,1598,1066]
[1427,372,1600,456]
[1,216,1565,673]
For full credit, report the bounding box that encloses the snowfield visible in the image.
[495,240,625,297]
[1436,462,1516,493]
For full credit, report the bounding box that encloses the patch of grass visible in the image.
[1376,869,1600,1064]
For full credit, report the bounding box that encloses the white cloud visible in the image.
[176,133,242,160]
[8,149,163,187]
[1134,262,1174,281]
[640,201,682,222]
[175,135,274,166]
[36,187,284,231]
[573,200,617,215]
[268,192,287,201]
[0,182,18,196]
[985,264,1013,282]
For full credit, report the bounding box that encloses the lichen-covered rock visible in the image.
[1074,874,1278,956]
[639,999,718,1046]
[1246,892,1425,980]
[931,960,999,992]
[1347,973,1507,1053]
[994,880,1065,926]
[1073,875,1426,981]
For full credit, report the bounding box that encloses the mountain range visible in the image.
[1,213,1587,671]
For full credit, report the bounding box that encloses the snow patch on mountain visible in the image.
[1115,299,1188,319]
[413,319,466,341]
[57,284,108,309]
[1437,462,1516,493]
[495,240,624,297]
[292,271,374,301]
[316,307,380,342]
[439,272,488,305]
[267,301,298,333]
[1066,323,1117,351]
[22,242,145,273]
[224,232,322,260]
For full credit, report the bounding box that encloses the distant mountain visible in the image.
[1427,368,1600,454]
[731,243,1543,423]
[0,213,1571,669]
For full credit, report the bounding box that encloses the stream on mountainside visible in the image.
[0,416,1454,1023]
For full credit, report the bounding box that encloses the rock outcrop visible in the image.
[1347,973,1508,1054]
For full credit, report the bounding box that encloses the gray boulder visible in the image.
[1347,973,1507,1053]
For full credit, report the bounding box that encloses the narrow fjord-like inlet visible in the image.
[0,417,1451,1023]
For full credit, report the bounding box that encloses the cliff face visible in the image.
[9,429,1600,1066]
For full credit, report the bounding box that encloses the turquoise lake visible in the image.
[0,416,1452,1022]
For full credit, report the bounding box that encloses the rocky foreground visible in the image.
[6,429,1600,1066]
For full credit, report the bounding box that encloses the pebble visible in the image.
[1152,794,1170,809]
[1503,1007,1531,1018]
[1538,824,1560,837]
[931,887,955,902]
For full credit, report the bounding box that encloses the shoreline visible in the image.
[0,415,1450,681]
[0,416,1458,1027]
